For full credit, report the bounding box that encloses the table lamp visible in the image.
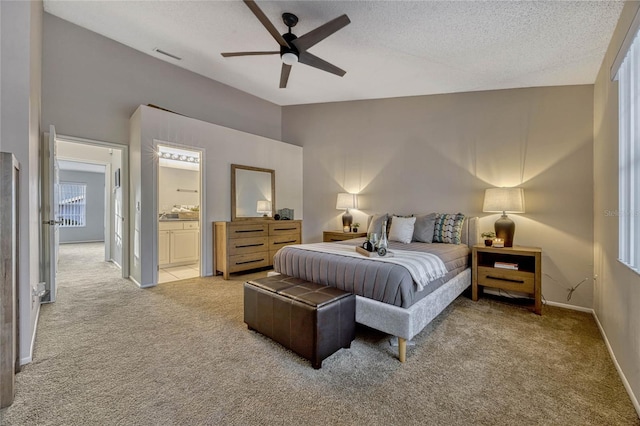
[336,193,357,232]
[482,187,525,247]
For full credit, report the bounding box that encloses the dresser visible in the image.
[214,220,302,279]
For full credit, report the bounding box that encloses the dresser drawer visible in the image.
[477,266,535,293]
[269,222,301,236]
[228,237,269,256]
[183,221,199,230]
[228,223,268,238]
[269,235,300,251]
[229,252,270,273]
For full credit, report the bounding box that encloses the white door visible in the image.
[158,230,170,266]
[42,125,61,303]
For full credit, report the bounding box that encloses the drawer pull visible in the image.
[486,275,525,284]
[236,243,264,248]
[236,258,264,265]
[235,229,263,233]
[274,240,297,245]
[274,227,297,231]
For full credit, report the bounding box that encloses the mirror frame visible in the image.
[231,164,276,221]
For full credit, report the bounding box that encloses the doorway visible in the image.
[156,143,202,283]
[42,131,130,304]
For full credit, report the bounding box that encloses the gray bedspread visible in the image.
[273,238,470,308]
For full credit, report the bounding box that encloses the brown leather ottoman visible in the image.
[244,274,355,369]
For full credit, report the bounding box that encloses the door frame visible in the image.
[51,134,130,278]
[153,140,205,284]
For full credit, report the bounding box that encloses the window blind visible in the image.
[618,26,640,270]
[58,183,87,227]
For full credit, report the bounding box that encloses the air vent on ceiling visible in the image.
[153,48,182,61]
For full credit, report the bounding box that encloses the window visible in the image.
[617,25,640,270]
[58,182,86,227]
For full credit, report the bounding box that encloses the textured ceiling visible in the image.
[43,1,624,106]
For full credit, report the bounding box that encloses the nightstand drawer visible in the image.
[477,266,535,293]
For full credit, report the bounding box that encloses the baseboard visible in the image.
[543,300,593,313]
[129,276,155,288]
[20,302,41,365]
[59,240,105,244]
[593,311,640,418]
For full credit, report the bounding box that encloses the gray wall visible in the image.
[41,13,282,145]
[59,170,105,244]
[593,1,640,414]
[283,85,594,309]
[0,0,43,365]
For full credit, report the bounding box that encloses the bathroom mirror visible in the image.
[231,164,275,221]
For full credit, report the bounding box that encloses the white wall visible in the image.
[593,1,640,416]
[283,85,594,309]
[0,0,43,364]
[129,105,303,287]
[158,166,200,212]
[42,13,282,146]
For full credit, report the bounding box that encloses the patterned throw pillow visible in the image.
[432,213,465,244]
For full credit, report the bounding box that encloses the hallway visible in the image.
[57,242,122,290]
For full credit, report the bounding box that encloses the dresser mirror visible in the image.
[231,164,275,221]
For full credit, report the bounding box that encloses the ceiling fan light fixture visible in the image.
[281,52,298,65]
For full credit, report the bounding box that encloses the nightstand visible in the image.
[323,230,367,242]
[472,244,542,315]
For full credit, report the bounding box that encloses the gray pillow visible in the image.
[366,213,388,237]
[413,213,437,243]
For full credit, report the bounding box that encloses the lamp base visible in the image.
[342,210,353,232]
[494,214,515,247]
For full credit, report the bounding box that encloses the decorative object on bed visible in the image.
[432,213,466,244]
[366,213,388,236]
[412,213,436,243]
[482,187,525,247]
[273,217,479,362]
[481,231,496,246]
[356,246,394,258]
[388,216,417,244]
[336,193,357,232]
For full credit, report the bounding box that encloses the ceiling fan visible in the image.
[221,0,351,89]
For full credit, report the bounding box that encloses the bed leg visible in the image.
[398,337,407,363]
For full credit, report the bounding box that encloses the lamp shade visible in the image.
[256,200,272,215]
[336,193,357,210]
[482,188,525,213]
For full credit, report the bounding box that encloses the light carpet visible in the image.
[1,243,638,425]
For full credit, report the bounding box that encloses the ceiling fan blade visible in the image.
[243,0,289,48]
[291,14,350,52]
[221,51,280,57]
[280,63,292,88]
[298,52,346,77]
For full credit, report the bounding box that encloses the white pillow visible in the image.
[388,216,416,244]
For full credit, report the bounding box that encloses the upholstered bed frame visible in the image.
[356,216,479,362]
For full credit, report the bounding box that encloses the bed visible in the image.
[272,216,479,362]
